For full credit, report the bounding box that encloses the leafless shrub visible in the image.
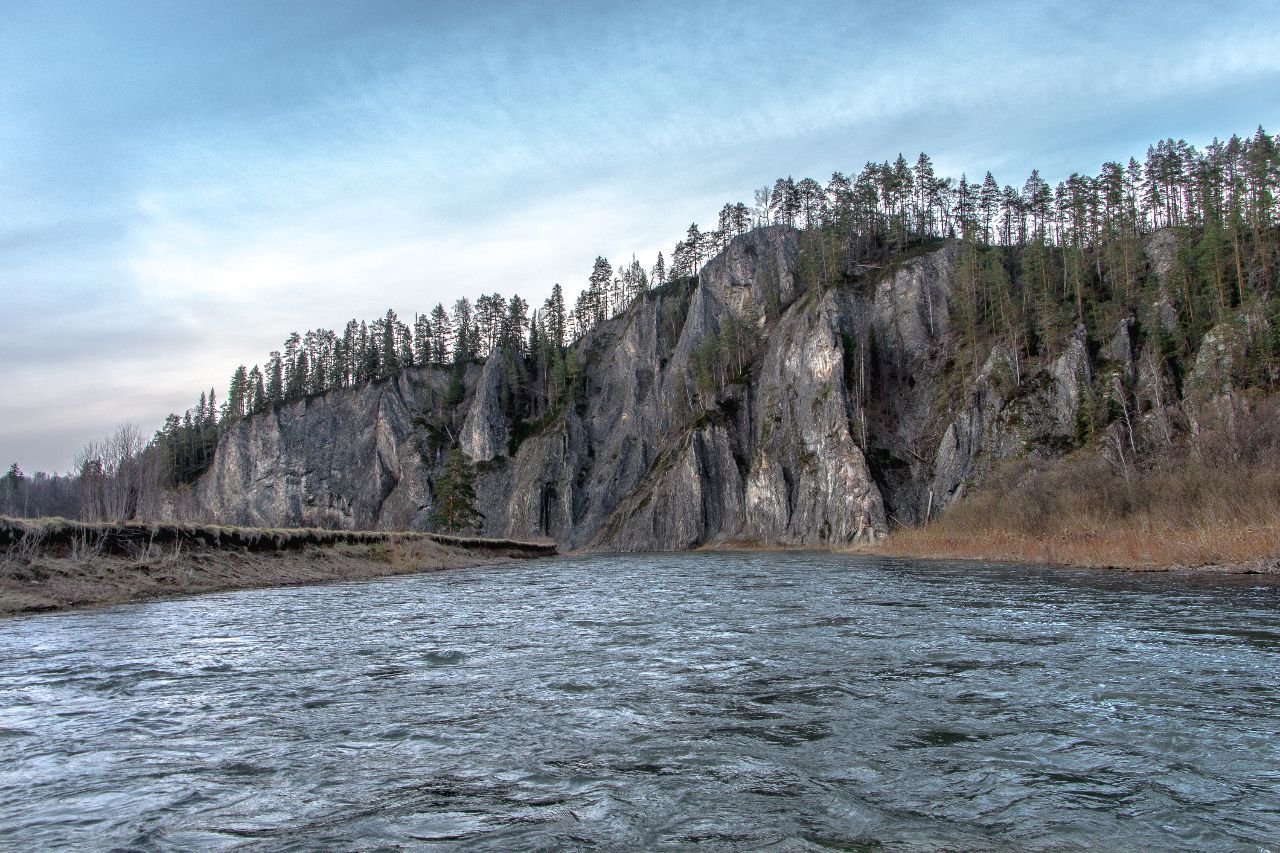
[69,529,107,564]
[1,529,45,573]
[75,424,148,522]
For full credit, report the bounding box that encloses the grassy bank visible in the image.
[880,523,1280,572]
[0,517,556,616]
[879,430,1280,572]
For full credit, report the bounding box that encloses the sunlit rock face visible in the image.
[458,356,509,464]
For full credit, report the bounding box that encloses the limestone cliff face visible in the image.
[458,356,509,463]
[927,332,1092,512]
[741,291,885,545]
[179,226,1211,550]
[182,366,476,530]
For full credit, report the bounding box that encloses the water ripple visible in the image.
[1,552,1278,849]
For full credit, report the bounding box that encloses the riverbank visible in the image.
[0,517,556,616]
[878,522,1280,574]
[876,433,1280,574]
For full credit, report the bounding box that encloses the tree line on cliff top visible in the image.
[5,125,1277,521]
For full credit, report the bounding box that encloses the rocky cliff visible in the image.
[168,226,1241,551]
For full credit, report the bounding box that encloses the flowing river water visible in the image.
[1,552,1278,850]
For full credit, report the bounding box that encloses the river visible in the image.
[1,552,1278,849]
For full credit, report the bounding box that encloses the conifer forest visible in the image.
[4,125,1278,524]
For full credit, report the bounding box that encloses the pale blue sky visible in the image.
[3,0,1278,473]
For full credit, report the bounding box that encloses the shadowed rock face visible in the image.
[177,226,1116,550]
[188,366,470,531]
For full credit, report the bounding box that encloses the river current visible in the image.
[1,552,1278,850]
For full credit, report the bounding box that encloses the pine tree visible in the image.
[266,351,283,401]
[914,153,937,235]
[2,463,25,516]
[979,171,1001,243]
[397,319,414,371]
[282,332,302,397]
[955,174,975,240]
[670,240,689,279]
[544,283,567,349]
[625,255,648,302]
[225,365,249,420]
[1023,170,1053,240]
[337,320,357,383]
[684,223,704,273]
[797,177,825,229]
[452,298,475,363]
[430,449,484,533]
[890,156,913,246]
[717,203,735,246]
[501,295,530,356]
[247,365,267,413]
[293,352,311,396]
[475,293,507,355]
[771,176,799,227]
[359,320,378,380]
[1000,185,1023,245]
[826,171,853,229]
[429,304,452,364]
[379,309,400,379]
[413,313,432,366]
[588,257,613,325]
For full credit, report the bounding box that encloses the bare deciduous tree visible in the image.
[74,423,147,522]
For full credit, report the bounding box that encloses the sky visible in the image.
[3,0,1278,474]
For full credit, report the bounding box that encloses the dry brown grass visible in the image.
[882,394,1280,571]
[0,520,556,617]
[883,522,1280,570]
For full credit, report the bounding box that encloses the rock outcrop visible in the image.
[171,225,1230,551]
[458,356,509,462]
[177,366,476,531]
